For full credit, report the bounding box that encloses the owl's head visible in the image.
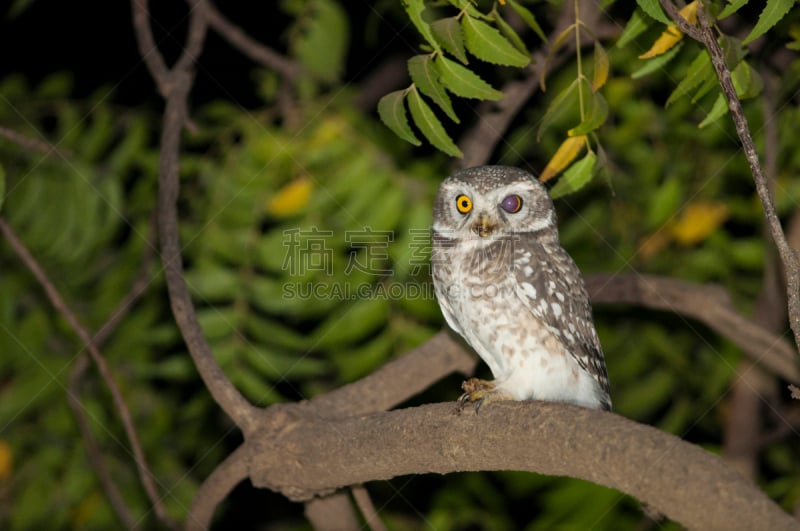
[433,166,557,241]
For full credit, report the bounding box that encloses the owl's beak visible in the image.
[472,213,496,238]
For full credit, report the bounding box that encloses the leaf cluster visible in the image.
[379,0,542,157]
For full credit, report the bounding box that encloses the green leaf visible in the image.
[293,0,349,82]
[635,0,672,24]
[647,178,683,229]
[434,55,504,100]
[743,0,795,44]
[631,41,683,78]
[492,10,530,55]
[407,88,463,157]
[403,0,440,49]
[312,297,389,347]
[331,331,394,381]
[732,60,763,99]
[549,151,598,198]
[667,50,712,106]
[568,87,609,136]
[244,346,329,380]
[719,0,750,19]
[408,55,458,122]
[592,41,610,91]
[461,16,530,67]
[377,90,421,146]
[507,0,547,42]
[698,93,729,128]
[720,35,747,70]
[431,17,468,63]
[691,73,719,102]
[538,80,579,139]
[617,8,652,48]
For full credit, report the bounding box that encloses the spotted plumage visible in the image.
[431,166,611,411]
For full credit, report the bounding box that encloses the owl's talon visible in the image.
[455,378,511,413]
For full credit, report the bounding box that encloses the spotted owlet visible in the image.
[431,166,611,411]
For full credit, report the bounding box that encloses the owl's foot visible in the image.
[456,378,514,414]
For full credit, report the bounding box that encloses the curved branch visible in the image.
[586,273,800,382]
[310,331,475,418]
[185,444,249,531]
[131,0,259,431]
[204,2,303,79]
[247,402,797,529]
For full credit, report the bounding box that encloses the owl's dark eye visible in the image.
[455,194,473,214]
[500,194,523,213]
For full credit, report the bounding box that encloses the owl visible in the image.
[431,166,611,411]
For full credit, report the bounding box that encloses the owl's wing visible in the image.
[431,236,465,337]
[512,237,611,408]
[434,282,464,337]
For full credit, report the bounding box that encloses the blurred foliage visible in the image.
[1,0,800,529]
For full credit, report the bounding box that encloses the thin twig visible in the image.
[659,0,800,358]
[351,485,387,531]
[131,0,170,96]
[130,0,258,431]
[0,125,73,158]
[305,494,361,531]
[64,215,158,526]
[68,356,136,531]
[722,71,782,480]
[0,217,177,530]
[93,212,158,346]
[658,0,703,41]
[204,2,303,80]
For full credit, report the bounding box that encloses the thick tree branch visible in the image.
[246,402,797,529]
[187,331,474,528]
[0,217,176,529]
[659,0,800,356]
[131,0,259,432]
[586,273,800,382]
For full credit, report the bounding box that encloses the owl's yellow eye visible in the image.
[455,194,472,214]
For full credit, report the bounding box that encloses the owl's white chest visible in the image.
[432,237,601,408]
